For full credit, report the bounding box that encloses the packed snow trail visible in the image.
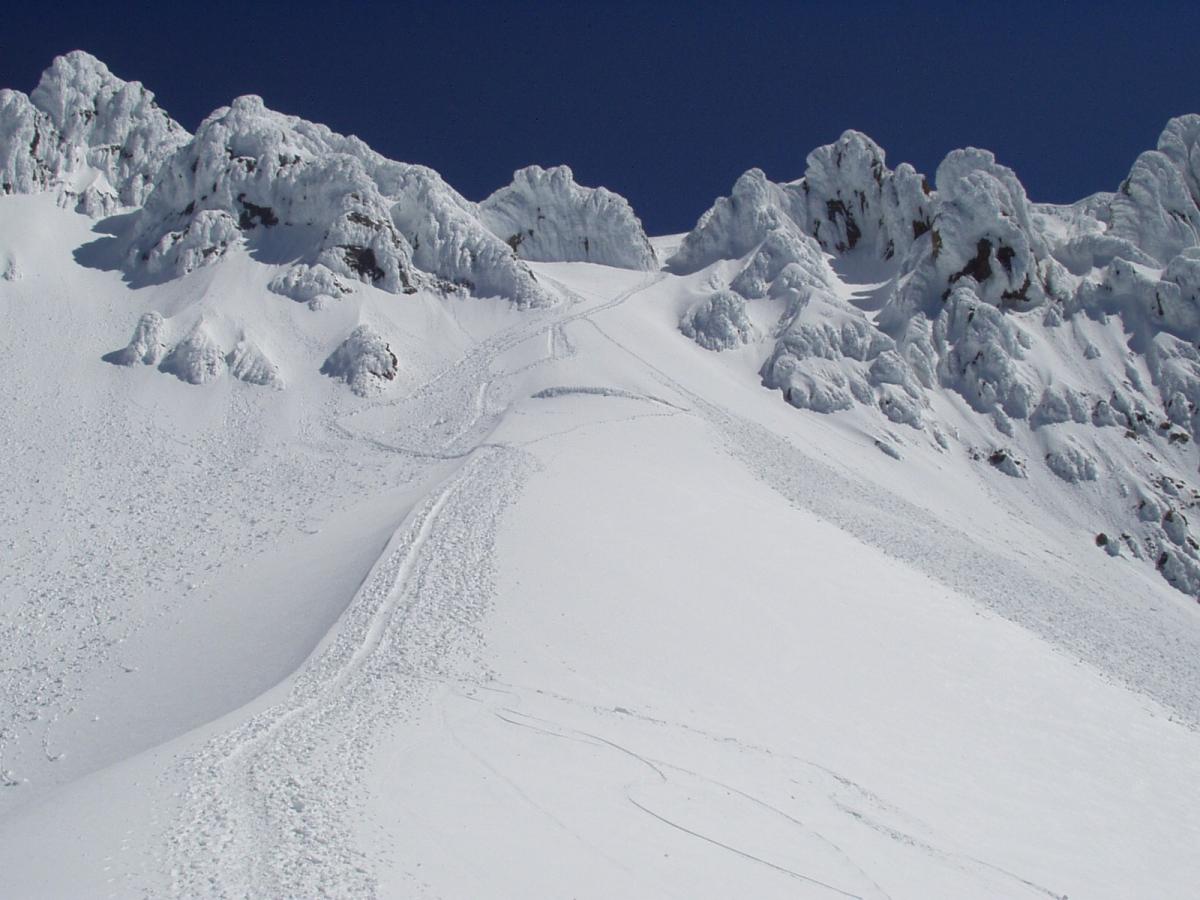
[165,445,535,898]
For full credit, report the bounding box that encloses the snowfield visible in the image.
[2,51,1200,899]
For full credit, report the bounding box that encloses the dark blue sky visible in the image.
[3,1,1198,234]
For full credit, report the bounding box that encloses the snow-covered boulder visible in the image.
[321,325,398,396]
[680,290,758,351]
[480,165,657,269]
[227,338,283,389]
[1045,439,1099,483]
[0,51,188,214]
[103,311,168,366]
[158,324,225,384]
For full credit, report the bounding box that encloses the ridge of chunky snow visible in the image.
[127,95,551,308]
[0,51,188,215]
[673,117,1200,597]
[668,132,933,275]
[479,165,658,269]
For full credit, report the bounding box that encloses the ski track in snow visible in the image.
[473,684,1064,899]
[159,275,667,897]
[155,265,1185,895]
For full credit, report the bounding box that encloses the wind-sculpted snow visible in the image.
[480,165,658,269]
[126,96,552,307]
[0,51,187,215]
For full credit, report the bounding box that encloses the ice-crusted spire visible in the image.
[797,130,931,262]
[479,165,658,270]
[0,50,188,214]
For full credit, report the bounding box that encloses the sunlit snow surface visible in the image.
[1,197,1199,899]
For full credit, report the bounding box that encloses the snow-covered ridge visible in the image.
[1,53,664,310]
[127,94,553,308]
[673,118,1200,597]
[0,51,188,215]
[479,165,658,270]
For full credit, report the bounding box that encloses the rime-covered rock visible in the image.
[680,291,757,351]
[669,132,932,274]
[227,338,283,389]
[158,324,225,384]
[102,311,168,366]
[268,264,350,306]
[480,165,657,269]
[0,51,187,214]
[126,95,551,306]
[797,130,931,261]
[1045,439,1099,483]
[320,325,398,396]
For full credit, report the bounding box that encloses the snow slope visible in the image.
[2,52,1200,900]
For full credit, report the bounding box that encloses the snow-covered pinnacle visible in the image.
[0,51,188,215]
[479,165,658,270]
[128,95,552,307]
[797,130,931,261]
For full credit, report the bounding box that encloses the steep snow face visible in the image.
[127,96,552,307]
[0,51,187,215]
[668,168,806,274]
[676,119,1200,598]
[479,165,658,270]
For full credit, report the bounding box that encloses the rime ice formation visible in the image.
[673,116,1200,597]
[0,51,187,215]
[669,132,932,275]
[320,325,398,396]
[679,290,758,351]
[102,311,168,367]
[480,165,658,269]
[158,324,225,385]
[127,95,552,308]
[227,337,284,389]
